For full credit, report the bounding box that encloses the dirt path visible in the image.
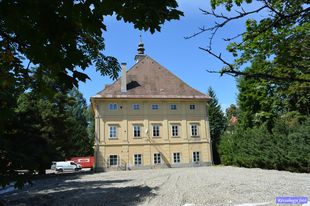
[1,166,309,206]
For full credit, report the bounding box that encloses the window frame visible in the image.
[189,104,196,110]
[193,151,200,163]
[171,125,179,137]
[151,104,159,110]
[173,152,181,164]
[109,155,118,166]
[109,125,117,139]
[153,153,161,164]
[190,124,199,137]
[132,104,140,110]
[152,124,160,137]
[134,154,142,166]
[108,103,118,111]
[133,125,141,138]
[170,104,177,110]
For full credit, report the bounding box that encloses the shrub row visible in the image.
[219,118,310,173]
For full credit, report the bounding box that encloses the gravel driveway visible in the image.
[1,166,309,206]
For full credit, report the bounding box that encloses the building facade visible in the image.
[91,42,212,171]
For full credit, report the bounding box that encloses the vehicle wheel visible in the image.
[74,168,79,171]
[57,168,63,172]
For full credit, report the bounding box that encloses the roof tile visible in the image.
[94,56,210,100]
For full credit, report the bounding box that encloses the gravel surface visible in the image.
[1,166,309,206]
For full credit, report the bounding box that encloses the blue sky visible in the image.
[79,0,257,111]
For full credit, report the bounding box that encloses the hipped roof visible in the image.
[92,56,210,100]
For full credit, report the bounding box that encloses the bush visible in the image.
[219,117,310,172]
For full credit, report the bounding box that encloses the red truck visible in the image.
[68,156,94,169]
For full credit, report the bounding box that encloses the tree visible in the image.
[220,57,310,172]
[208,87,227,164]
[237,59,277,129]
[225,104,239,133]
[219,117,310,173]
[0,1,183,187]
[66,88,94,157]
[1,85,93,186]
[186,0,310,83]
[15,93,60,175]
[202,0,310,172]
[0,0,183,92]
[0,92,56,188]
[226,104,238,120]
[86,106,95,153]
[237,58,310,130]
[1,75,94,187]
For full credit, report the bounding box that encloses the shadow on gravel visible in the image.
[1,178,157,206]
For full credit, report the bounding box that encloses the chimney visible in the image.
[134,35,146,63]
[121,63,127,93]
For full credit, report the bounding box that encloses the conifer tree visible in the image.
[208,87,226,164]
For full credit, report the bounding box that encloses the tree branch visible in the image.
[262,0,284,18]
[185,6,268,41]
[26,60,31,70]
[199,47,310,83]
[223,32,244,42]
[185,3,309,49]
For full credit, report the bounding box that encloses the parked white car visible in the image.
[51,161,82,172]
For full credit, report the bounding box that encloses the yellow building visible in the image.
[91,42,212,171]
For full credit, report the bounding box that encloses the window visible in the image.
[132,104,140,110]
[154,153,161,164]
[152,104,159,110]
[191,124,199,136]
[190,104,196,110]
[109,155,118,166]
[152,125,160,137]
[193,152,200,163]
[133,125,141,138]
[109,126,117,138]
[108,103,118,110]
[171,125,179,137]
[173,153,181,163]
[170,104,177,110]
[134,154,142,166]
